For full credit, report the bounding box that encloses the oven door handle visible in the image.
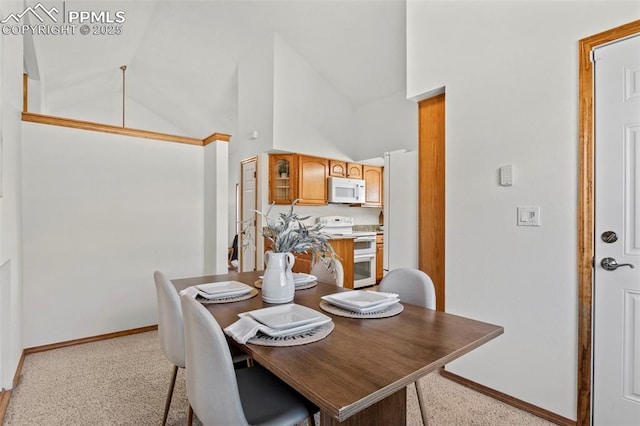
[354,254,375,261]
[354,237,376,243]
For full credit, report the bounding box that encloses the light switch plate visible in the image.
[517,206,541,226]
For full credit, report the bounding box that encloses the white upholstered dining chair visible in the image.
[180,293,318,426]
[310,257,344,287]
[153,271,251,425]
[378,268,436,425]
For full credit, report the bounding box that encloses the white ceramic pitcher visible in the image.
[261,251,295,303]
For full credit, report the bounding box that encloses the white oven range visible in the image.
[318,216,377,288]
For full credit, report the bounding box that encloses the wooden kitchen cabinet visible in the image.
[363,165,383,207]
[329,160,347,177]
[297,155,328,205]
[269,153,383,208]
[328,161,363,179]
[291,252,313,273]
[269,154,297,204]
[346,163,363,179]
[329,239,355,288]
[269,154,327,205]
[376,234,384,283]
[274,238,355,288]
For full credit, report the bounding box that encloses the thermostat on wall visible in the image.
[499,165,513,186]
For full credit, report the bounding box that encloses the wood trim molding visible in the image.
[418,93,446,312]
[22,112,205,146]
[21,75,231,146]
[13,351,26,389]
[203,132,231,145]
[577,19,640,426]
[0,389,11,424]
[0,349,27,422]
[23,325,158,355]
[440,369,576,426]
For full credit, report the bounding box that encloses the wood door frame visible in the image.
[577,20,640,425]
[418,93,446,312]
[240,156,258,272]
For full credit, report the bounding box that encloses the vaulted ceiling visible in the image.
[27,0,406,138]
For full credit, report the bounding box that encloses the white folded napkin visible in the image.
[179,285,250,300]
[224,316,265,344]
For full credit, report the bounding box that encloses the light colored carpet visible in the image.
[3,330,554,425]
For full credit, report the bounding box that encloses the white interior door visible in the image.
[240,158,257,272]
[593,34,640,425]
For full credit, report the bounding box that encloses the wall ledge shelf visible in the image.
[21,112,231,146]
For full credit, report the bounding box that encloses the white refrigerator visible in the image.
[383,150,418,273]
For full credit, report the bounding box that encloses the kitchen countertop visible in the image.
[353,225,383,233]
[327,234,358,240]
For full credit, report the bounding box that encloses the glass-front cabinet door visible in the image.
[269,154,296,204]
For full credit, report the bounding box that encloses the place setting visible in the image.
[319,290,403,318]
[254,272,318,291]
[179,281,258,304]
[224,303,334,346]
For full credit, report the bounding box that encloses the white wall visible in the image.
[229,35,277,243]
[273,34,355,160]
[203,140,229,275]
[407,0,640,420]
[234,34,383,248]
[54,94,194,138]
[0,0,25,389]
[21,123,205,347]
[354,91,418,160]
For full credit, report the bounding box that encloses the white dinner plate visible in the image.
[323,290,396,308]
[322,291,400,313]
[322,297,400,313]
[293,273,317,285]
[257,273,317,285]
[247,304,328,330]
[246,316,332,337]
[196,281,253,298]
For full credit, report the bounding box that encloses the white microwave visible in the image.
[327,177,366,204]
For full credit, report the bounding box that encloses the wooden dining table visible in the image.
[172,270,503,425]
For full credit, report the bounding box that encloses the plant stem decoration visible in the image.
[258,200,335,262]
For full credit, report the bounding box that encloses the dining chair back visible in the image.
[155,271,186,368]
[378,267,436,425]
[378,268,436,309]
[154,271,250,425]
[180,294,317,426]
[310,257,344,287]
[154,271,187,425]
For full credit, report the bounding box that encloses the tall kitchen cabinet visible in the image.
[376,234,384,283]
[363,165,383,207]
[269,154,328,205]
